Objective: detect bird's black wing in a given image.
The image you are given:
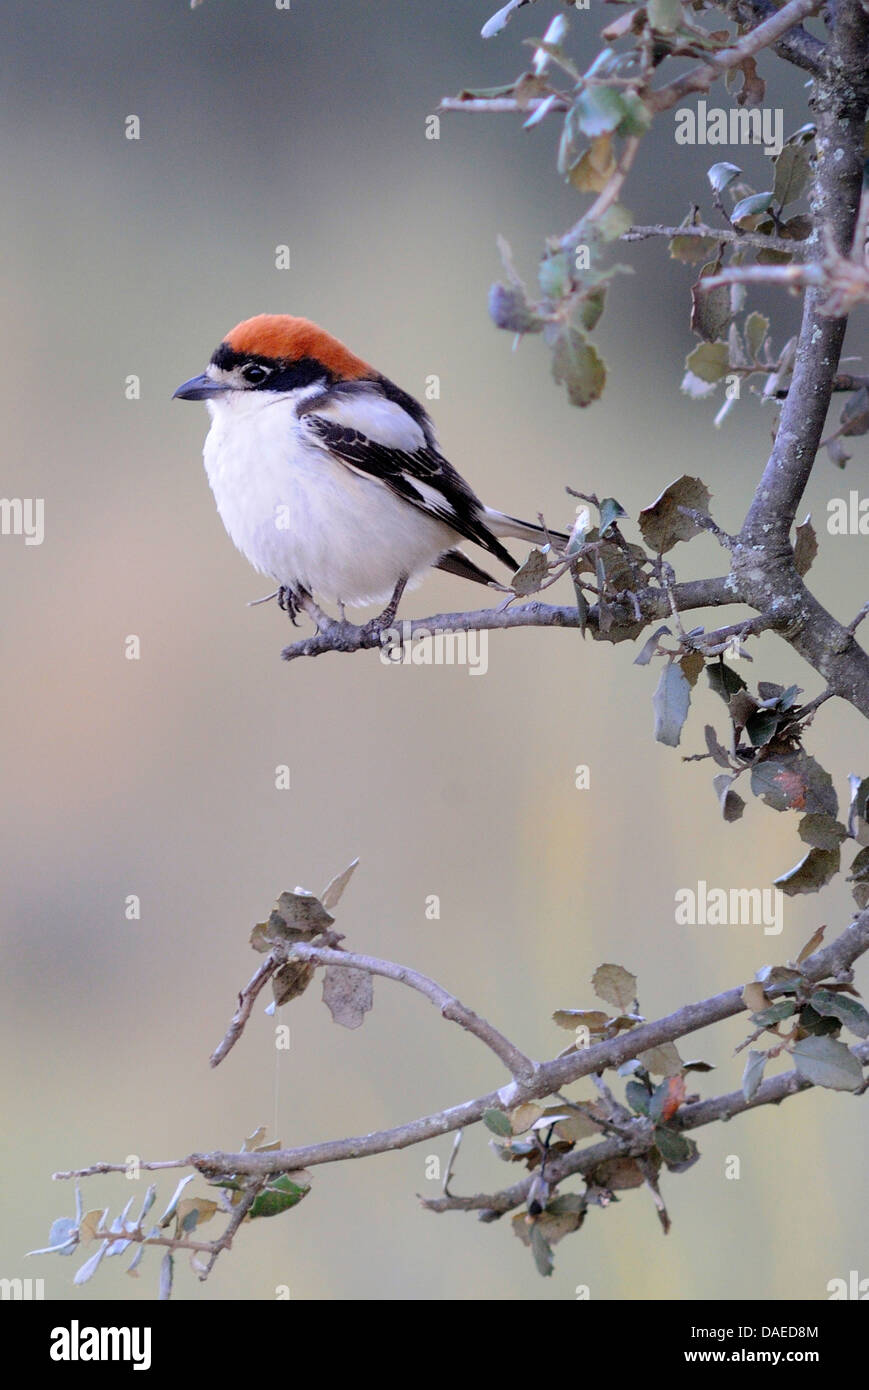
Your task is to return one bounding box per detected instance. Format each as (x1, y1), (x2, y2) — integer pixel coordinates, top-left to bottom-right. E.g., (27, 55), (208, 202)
(303, 413), (518, 572)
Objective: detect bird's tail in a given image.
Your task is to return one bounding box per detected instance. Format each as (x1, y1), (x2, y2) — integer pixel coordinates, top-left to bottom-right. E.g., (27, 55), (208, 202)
(483, 508), (569, 549)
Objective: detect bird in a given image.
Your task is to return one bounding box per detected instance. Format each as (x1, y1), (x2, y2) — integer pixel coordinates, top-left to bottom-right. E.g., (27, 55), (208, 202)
(174, 313), (566, 627)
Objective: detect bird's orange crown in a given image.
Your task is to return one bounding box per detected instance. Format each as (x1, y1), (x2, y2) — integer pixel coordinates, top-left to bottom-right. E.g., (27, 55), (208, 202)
(222, 314), (373, 380)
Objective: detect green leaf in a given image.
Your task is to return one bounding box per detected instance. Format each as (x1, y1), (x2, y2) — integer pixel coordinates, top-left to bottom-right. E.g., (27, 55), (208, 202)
(742, 1050), (767, 1101)
(670, 233), (719, 266)
(792, 1035), (863, 1091)
(483, 1108), (513, 1137)
(691, 266), (731, 343)
(743, 311), (769, 361)
(810, 989), (869, 1039)
(750, 752), (838, 817)
(595, 203), (634, 242)
(648, 0), (682, 31)
(249, 1173), (312, 1219)
(579, 286), (607, 331)
(685, 340), (730, 384)
(774, 846), (841, 896)
(798, 813), (848, 850)
(751, 999), (797, 1026)
(744, 708), (781, 747)
(530, 1222), (555, 1277)
(706, 662), (747, 700)
(599, 497), (627, 535)
(773, 144), (811, 208)
(573, 87), (629, 139)
(538, 249), (573, 300)
(849, 846), (869, 909)
(654, 1126), (696, 1168)
(550, 327), (606, 407)
(625, 1080), (651, 1115)
(616, 90), (652, 136)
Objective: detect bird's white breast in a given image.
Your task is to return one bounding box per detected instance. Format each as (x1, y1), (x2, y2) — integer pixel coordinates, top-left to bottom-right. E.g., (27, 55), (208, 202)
(201, 390), (457, 606)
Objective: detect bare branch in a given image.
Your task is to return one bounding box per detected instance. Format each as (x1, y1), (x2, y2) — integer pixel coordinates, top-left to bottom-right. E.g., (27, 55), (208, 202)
(439, 95), (568, 115)
(623, 223), (810, 256)
(696, 263), (824, 292)
(209, 952), (281, 1068)
(289, 942), (538, 1083)
(280, 578), (737, 662)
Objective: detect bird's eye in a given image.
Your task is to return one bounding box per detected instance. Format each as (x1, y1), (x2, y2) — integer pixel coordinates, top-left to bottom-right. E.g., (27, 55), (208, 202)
(241, 363), (270, 385)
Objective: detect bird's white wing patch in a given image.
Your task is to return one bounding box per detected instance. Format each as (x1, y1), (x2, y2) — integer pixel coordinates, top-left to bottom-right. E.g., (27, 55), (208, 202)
(310, 388), (427, 451)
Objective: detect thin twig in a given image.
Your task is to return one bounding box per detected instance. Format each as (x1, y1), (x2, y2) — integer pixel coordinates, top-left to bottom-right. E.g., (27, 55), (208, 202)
(209, 952), (281, 1068)
(424, 1042), (869, 1216)
(649, 0), (825, 114)
(289, 942), (538, 1082)
(623, 223), (808, 257)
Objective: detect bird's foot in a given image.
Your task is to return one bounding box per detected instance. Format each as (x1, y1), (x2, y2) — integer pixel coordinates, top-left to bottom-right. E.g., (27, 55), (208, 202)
(359, 574), (408, 643)
(277, 585), (305, 626)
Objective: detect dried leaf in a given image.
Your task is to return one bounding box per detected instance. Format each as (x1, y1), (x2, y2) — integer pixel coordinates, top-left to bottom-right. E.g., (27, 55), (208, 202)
(320, 858), (360, 912)
(742, 981), (768, 1013)
(592, 963), (637, 1012)
(704, 724), (732, 768)
(638, 1041), (683, 1077)
(795, 924), (825, 963)
(512, 546), (549, 595)
(272, 958), (316, 1007)
(793, 515), (817, 576)
(321, 964), (373, 1029)
(639, 475), (712, 552)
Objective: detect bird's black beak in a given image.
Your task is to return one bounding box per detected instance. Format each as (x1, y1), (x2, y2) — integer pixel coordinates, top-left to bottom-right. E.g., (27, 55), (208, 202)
(172, 372), (226, 401)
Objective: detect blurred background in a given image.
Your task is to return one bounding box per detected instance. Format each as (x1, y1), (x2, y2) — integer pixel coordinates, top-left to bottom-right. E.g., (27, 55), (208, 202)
(1, 0), (867, 1301)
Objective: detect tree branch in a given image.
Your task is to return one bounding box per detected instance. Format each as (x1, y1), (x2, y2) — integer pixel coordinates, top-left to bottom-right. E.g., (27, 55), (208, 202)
(288, 942), (538, 1083)
(726, 0), (826, 75)
(209, 952), (281, 1068)
(649, 0), (825, 114)
(137, 908), (867, 1182)
(424, 1041), (869, 1217)
(731, 0), (869, 713)
(280, 578), (736, 662)
(623, 223), (810, 256)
